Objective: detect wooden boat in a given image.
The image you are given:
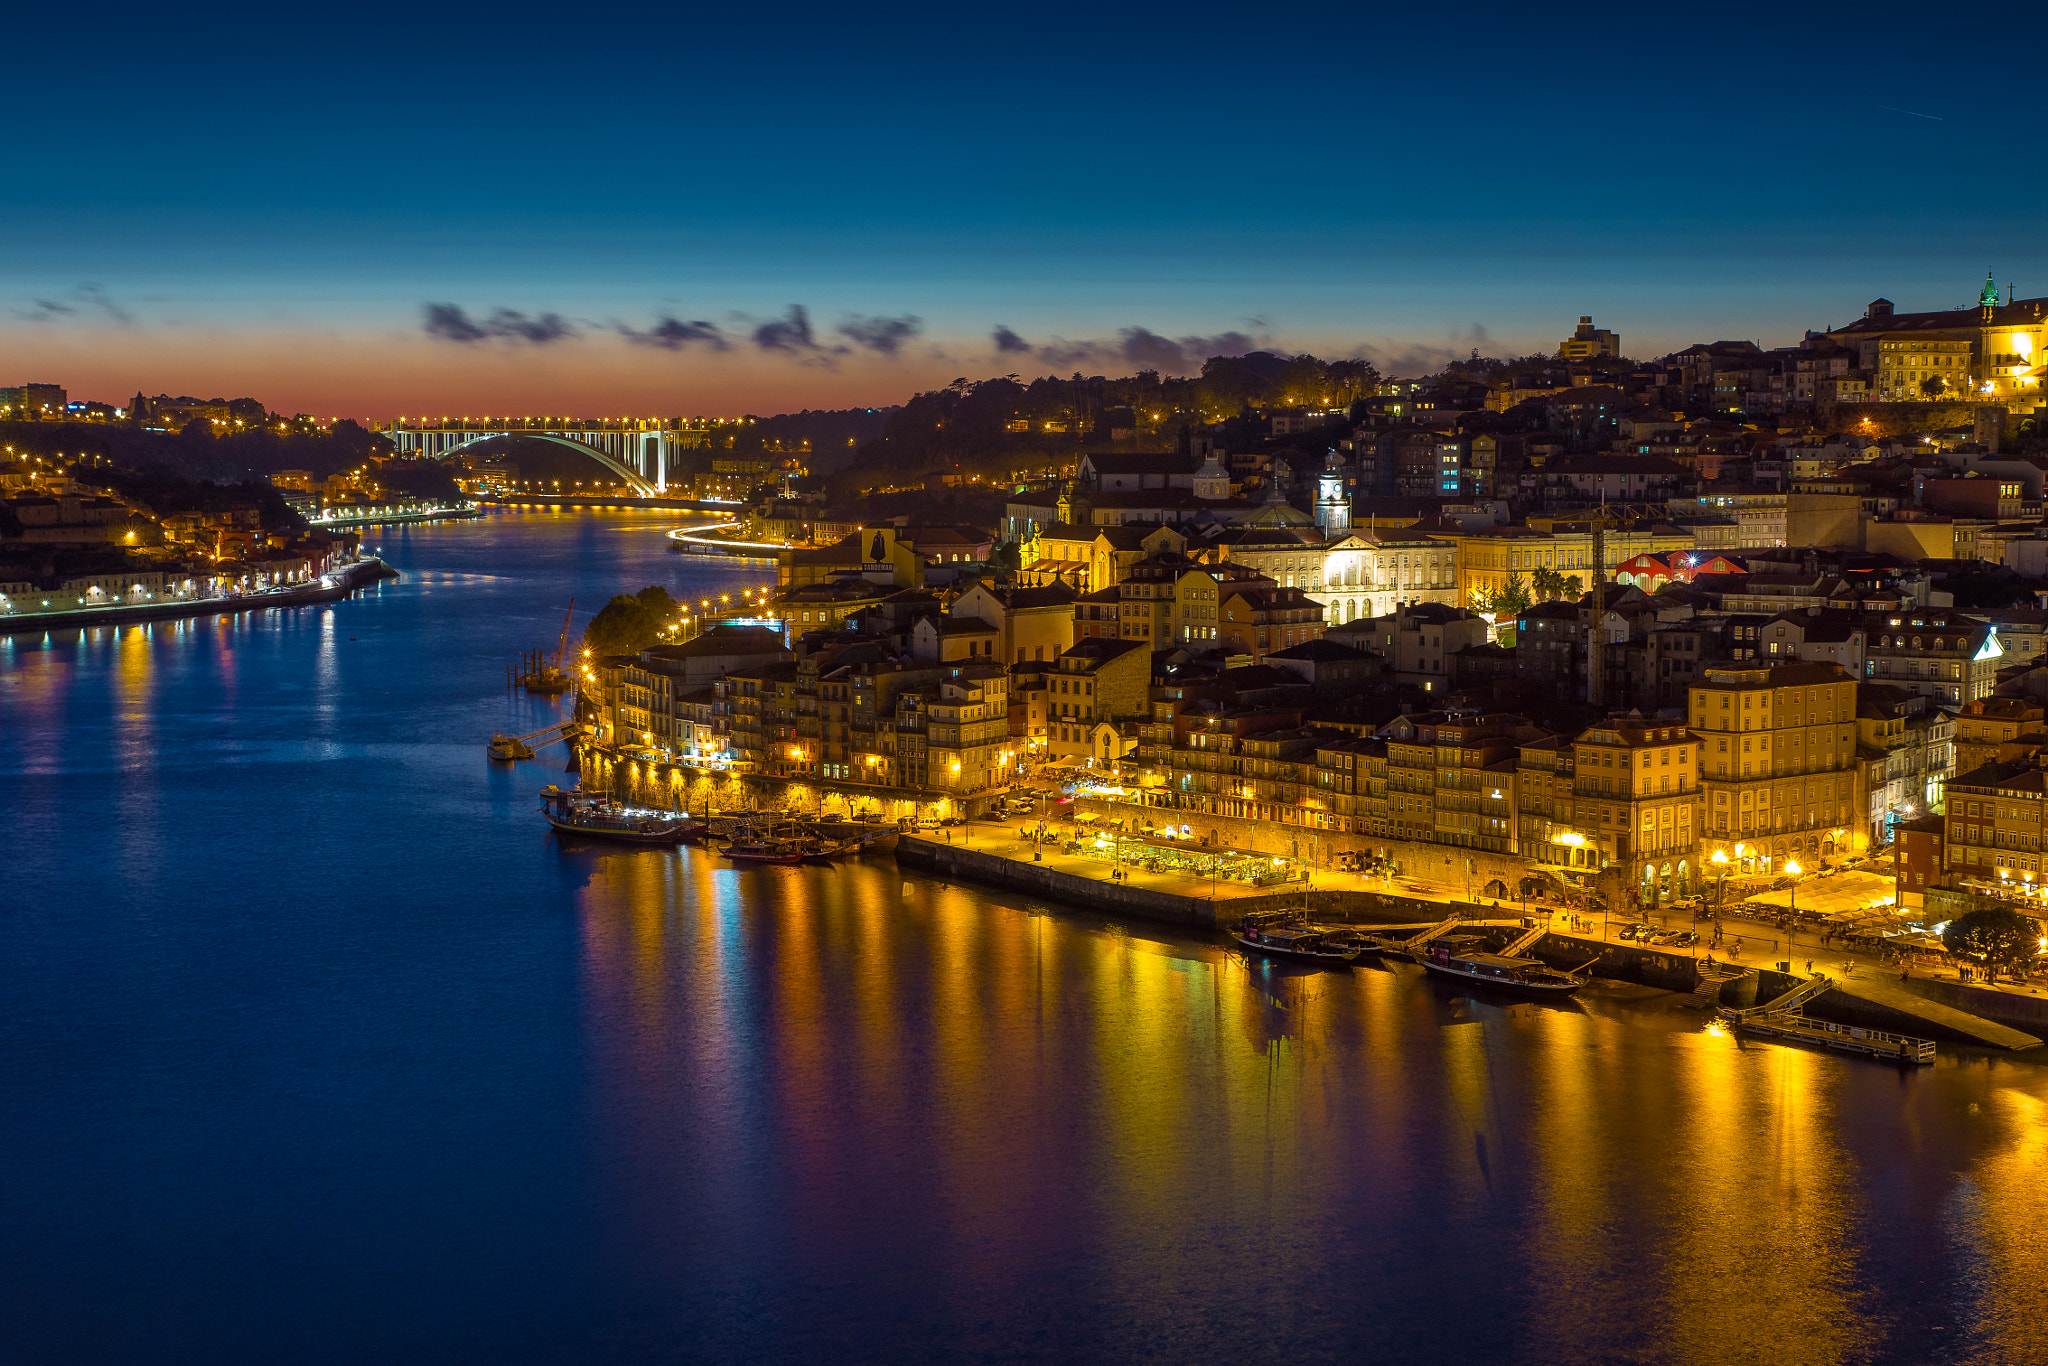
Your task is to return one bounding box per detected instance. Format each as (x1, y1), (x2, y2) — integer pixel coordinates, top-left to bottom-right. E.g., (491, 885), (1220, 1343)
(722, 840), (809, 865)
(539, 786), (690, 845)
(488, 732), (536, 761)
(1235, 923), (1362, 968)
(1419, 943), (1584, 996)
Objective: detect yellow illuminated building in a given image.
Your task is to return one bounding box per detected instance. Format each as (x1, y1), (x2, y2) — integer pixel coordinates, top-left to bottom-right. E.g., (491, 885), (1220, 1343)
(1876, 332), (1974, 401)
(1690, 662), (1863, 872)
(1568, 718), (1700, 899)
(1443, 522), (1694, 609)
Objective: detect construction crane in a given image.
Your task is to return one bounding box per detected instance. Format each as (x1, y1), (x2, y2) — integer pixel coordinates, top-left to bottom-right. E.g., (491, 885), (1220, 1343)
(517, 598), (576, 694)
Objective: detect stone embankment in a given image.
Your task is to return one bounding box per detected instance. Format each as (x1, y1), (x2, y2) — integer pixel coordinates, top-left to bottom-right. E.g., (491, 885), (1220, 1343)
(0, 558), (396, 636)
(895, 836), (2043, 1051)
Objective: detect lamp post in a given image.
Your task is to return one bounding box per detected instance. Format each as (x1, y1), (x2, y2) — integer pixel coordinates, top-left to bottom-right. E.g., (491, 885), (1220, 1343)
(1784, 858), (1802, 965)
(1711, 848), (1728, 921)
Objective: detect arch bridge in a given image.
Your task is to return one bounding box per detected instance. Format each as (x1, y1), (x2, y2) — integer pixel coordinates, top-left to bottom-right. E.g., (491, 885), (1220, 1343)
(383, 420), (720, 495)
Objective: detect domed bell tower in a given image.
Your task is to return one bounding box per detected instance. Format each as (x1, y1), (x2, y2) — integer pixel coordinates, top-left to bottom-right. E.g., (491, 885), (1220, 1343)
(1314, 449), (1351, 536)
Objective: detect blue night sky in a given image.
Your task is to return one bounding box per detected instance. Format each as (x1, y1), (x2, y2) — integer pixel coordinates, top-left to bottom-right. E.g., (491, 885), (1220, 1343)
(1, 2), (2037, 415)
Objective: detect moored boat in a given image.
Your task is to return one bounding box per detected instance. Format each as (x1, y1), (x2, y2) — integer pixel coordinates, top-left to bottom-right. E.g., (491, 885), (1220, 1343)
(489, 733), (536, 761)
(1234, 921), (1362, 968)
(1419, 943), (1585, 996)
(723, 840), (809, 865)
(540, 785), (691, 844)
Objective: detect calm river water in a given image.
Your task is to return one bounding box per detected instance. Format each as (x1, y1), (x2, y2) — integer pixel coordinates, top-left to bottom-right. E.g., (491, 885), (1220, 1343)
(5, 510), (2047, 1366)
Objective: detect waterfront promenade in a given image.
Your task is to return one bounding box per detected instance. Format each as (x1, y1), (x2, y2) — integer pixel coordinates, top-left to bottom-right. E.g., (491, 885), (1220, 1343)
(917, 815), (2048, 1046)
(0, 557), (395, 635)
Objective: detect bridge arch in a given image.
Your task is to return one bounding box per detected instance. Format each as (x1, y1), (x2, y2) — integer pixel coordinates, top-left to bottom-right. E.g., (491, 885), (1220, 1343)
(436, 433), (659, 495)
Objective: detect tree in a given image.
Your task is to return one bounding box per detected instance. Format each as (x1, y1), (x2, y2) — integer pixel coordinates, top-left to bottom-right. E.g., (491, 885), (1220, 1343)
(1468, 584), (1498, 616)
(1562, 574), (1584, 599)
(1921, 375), (1947, 400)
(1941, 907), (2041, 977)
(989, 539), (1023, 577)
(634, 585), (679, 620)
(1496, 572), (1533, 618)
(1531, 566), (1565, 601)
(583, 590), (671, 658)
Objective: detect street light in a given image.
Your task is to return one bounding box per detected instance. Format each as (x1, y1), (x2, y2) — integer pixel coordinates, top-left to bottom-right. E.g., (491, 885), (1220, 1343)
(1711, 847), (1728, 919)
(1784, 858), (1802, 964)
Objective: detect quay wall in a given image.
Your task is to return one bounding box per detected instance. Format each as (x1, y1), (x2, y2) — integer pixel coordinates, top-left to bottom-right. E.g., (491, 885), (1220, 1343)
(0, 558), (395, 636)
(898, 838), (2039, 1046)
(1897, 976), (2048, 1032)
(896, 836), (1528, 930)
(896, 838), (1226, 928)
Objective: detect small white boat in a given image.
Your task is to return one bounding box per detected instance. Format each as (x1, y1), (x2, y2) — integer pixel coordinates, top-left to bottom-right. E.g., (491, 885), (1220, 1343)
(488, 733), (536, 761)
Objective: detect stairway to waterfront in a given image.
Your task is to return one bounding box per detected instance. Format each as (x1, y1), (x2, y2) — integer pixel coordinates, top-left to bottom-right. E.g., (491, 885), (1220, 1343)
(1694, 960), (1752, 1000)
(1741, 972), (1836, 1017)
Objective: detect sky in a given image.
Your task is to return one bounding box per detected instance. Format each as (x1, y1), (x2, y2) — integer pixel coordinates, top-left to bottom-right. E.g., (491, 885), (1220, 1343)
(3, 2), (2042, 418)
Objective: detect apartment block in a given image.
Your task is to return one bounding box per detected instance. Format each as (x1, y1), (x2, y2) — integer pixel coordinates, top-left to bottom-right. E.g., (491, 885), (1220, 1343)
(1690, 662), (1864, 872)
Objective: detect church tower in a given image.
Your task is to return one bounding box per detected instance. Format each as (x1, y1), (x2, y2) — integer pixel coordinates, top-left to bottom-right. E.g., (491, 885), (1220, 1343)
(1191, 448), (1230, 501)
(1314, 449), (1351, 537)
(1981, 270), (2001, 322)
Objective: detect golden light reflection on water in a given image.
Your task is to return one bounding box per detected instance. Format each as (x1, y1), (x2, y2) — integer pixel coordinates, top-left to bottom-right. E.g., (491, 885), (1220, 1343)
(1946, 1084), (2048, 1361)
(569, 856), (2048, 1361)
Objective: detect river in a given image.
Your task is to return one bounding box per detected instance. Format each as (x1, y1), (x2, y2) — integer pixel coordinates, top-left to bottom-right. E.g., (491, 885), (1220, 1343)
(4, 509), (2045, 1366)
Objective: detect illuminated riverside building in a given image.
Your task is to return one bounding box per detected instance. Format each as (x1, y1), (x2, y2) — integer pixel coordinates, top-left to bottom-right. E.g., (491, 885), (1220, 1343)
(1941, 758), (2048, 887)
(1135, 702), (1705, 893)
(1566, 717), (1701, 900)
(595, 624), (794, 759)
(594, 622), (1015, 794)
(1689, 661), (1864, 872)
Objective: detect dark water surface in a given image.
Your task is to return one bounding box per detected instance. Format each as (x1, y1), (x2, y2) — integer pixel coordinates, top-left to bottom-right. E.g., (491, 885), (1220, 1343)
(5, 511), (2047, 1366)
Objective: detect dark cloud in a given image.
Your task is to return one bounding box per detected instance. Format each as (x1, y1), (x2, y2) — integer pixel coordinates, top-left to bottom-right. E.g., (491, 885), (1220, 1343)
(1181, 330), (1259, 359)
(753, 304), (820, 352)
(421, 302), (576, 345)
(423, 303), (488, 342)
(1360, 325), (1494, 376)
(618, 316), (729, 350)
(838, 314), (922, 355)
(1034, 336), (1117, 369)
(15, 283), (133, 325)
(78, 283), (134, 326)
(1117, 327), (1189, 372)
(1034, 325), (1265, 375)
(991, 324), (1031, 353)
